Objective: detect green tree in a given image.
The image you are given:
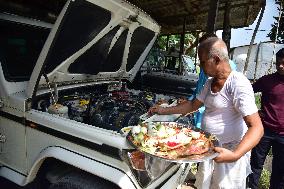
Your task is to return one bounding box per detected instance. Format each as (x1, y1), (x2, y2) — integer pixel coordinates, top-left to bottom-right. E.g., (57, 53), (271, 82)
(157, 33), (197, 56)
(267, 0), (284, 43)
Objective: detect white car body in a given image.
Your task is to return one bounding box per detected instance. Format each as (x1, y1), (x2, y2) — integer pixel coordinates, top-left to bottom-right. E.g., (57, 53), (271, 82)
(0, 0), (187, 188)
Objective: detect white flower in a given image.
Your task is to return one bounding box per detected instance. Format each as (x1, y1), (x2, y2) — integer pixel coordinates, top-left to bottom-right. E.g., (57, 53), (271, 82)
(131, 125), (141, 135)
(140, 127), (147, 134)
(191, 131), (201, 139)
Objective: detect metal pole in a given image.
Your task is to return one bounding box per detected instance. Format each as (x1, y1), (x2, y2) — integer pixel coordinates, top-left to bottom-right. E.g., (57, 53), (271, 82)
(243, 0), (266, 75)
(253, 42), (262, 81)
(166, 35), (170, 51)
(194, 31), (200, 72)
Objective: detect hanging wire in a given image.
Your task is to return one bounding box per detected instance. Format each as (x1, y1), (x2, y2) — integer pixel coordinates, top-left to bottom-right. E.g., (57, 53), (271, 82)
(267, 0), (283, 74)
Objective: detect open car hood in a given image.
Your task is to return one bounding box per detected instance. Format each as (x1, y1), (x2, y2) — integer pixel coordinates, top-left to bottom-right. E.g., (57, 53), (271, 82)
(27, 0), (160, 98)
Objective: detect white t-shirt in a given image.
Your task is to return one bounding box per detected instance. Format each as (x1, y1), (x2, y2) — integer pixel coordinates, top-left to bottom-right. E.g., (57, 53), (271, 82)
(197, 71), (258, 144)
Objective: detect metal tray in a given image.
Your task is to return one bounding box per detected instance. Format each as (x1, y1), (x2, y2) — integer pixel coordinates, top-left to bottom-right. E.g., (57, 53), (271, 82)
(126, 121), (220, 163)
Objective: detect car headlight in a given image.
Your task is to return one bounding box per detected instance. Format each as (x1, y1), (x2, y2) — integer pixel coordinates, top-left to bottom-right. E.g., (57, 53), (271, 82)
(121, 149), (175, 188)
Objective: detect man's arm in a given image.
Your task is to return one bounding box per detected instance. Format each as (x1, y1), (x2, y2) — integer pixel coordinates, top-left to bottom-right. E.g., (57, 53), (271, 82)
(252, 76), (264, 93)
(148, 98), (203, 115)
(214, 112), (263, 163)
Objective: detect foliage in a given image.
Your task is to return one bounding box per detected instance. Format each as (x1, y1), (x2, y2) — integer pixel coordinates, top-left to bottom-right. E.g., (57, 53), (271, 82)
(254, 92), (272, 189)
(190, 163), (198, 175)
(157, 33), (197, 57)
(143, 44), (165, 69)
(144, 33), (198, 72)
(255, 93), (262, 109)
(267, 0), (284, 43)
(268, 148), (272, 156)
(258, 168), (271, 189)
(157, 35), (180, 51)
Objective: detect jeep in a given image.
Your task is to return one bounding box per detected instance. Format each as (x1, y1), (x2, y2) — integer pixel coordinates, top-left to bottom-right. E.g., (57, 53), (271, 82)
(0, 0), (189, 188)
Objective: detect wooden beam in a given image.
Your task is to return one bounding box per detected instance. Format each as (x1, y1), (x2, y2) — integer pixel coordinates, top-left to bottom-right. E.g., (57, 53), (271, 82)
(179, 16), (186, 74)
(166, 35), (170, 51)
(222, 0), (231, 49)
(153, 1), (257, 24)
(206, 0), (219, 33)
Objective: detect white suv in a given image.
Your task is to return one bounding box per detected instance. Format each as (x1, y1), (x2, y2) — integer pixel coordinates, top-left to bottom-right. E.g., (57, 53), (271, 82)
(0, 0), (187, 188)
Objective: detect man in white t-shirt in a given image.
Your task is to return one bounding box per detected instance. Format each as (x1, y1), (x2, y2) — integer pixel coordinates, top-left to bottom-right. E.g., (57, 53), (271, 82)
(149, 37), (263, 188)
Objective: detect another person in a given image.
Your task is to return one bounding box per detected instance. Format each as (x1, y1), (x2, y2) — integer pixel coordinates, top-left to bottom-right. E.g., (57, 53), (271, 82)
(149, 37), (263, 188)
(248, 48), (284, 189)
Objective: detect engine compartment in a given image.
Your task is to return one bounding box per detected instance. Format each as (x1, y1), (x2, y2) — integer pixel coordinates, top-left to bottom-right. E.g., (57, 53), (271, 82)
(33, 82), (179, 131)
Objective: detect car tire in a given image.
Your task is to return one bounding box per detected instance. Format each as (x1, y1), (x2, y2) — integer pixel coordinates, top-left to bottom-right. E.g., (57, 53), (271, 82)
(48, 171), (120, 189)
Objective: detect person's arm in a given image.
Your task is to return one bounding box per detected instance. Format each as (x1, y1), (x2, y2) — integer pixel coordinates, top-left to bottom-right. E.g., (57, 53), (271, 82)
(148, 98), (203, 115)
(252, 76), (265, 93)
(214, 112), (263, 163)
(151, 73), (209, 115)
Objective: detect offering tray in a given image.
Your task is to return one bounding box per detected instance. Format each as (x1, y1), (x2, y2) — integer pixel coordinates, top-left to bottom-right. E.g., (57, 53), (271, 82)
(127, 121), (220, 163)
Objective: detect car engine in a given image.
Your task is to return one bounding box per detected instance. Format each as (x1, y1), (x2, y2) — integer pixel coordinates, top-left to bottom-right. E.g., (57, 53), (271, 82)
(34, 82), (179, 131)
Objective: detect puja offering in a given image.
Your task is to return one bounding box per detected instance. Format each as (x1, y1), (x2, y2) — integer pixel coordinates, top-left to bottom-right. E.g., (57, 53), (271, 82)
(127, 122), (220, 163)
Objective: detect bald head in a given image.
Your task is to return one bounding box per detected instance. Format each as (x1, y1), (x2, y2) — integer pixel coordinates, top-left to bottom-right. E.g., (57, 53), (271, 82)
(197, 37), (231, 77)
(198, 37), (229, 62)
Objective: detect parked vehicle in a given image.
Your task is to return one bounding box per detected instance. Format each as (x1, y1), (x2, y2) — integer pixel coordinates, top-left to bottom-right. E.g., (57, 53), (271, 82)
(231, 41), (284, 80)
(137, 46), (198, 96)
(0, 0), (188, 188)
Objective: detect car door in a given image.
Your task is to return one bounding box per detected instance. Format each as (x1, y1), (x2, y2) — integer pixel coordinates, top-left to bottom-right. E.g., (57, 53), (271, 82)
(0, 13), (50, 173)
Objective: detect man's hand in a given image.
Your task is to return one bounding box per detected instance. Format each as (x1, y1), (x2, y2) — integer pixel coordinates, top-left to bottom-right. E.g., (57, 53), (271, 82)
(148, 99), (203, 116)
(213, 147), (240, 163)
(148, 105), (164, 115)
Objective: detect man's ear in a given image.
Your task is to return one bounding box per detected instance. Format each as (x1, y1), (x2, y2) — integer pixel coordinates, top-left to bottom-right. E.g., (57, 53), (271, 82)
(214, 56), (221, 64)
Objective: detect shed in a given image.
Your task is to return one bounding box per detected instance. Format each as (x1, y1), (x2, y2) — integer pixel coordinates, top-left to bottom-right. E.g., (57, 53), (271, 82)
(0, 0), (263, 35)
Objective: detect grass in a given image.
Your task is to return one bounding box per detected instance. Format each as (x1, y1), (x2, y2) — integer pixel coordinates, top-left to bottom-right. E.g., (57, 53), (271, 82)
(254, 92), (273, 189)
(259, 168), (271, 189)
(190, 163), (198, 175)
(255, 93), (261, 109)
(254, 92), (272, 189)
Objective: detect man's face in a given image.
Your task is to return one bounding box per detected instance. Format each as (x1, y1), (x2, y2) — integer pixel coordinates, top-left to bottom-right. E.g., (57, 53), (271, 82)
(276, 57), (284, 75)
(198, 50), (216, 77)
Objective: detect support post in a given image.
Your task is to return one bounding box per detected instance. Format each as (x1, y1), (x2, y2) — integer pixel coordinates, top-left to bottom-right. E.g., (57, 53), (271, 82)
(222, 1), (231, 50)
(166, 35), (170, 51)
(243, 0), (266, 75)
(179, 17), (186, 74)
(206, 0), (219, 33)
